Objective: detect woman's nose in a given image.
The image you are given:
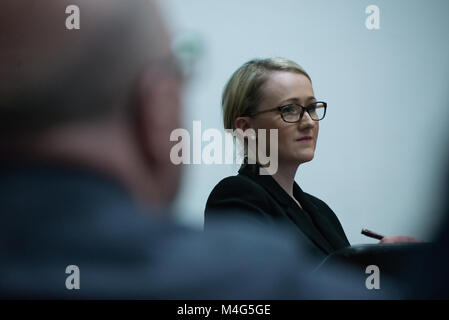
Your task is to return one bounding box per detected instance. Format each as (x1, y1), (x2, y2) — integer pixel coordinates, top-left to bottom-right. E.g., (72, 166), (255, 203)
(298, 111), (315, 128)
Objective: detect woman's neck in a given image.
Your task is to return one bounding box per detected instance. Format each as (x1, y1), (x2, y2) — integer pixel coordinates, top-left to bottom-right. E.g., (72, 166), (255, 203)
(270, 161), (299, 200)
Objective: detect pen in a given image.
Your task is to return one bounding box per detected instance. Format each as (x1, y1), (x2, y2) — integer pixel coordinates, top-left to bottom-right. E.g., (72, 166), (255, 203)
(361, 228), (384, 240)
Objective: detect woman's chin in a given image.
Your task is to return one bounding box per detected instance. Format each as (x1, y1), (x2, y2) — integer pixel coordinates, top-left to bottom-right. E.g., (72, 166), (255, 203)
(295, 151), (315, 164)
(279, 152), (315, 165)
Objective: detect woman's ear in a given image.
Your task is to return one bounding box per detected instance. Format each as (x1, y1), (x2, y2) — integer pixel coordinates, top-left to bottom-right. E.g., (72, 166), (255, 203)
(234, 116), (257, 163)
(234, 116), (252, 132)
(234, 116), (257, 141)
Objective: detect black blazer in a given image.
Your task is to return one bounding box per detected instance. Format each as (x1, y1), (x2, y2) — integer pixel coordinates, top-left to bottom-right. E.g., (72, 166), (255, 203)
(205, 163), (350, 257)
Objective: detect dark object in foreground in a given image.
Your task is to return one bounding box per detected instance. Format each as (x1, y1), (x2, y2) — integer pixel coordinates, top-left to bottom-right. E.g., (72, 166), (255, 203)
(315, 243), (433, 277)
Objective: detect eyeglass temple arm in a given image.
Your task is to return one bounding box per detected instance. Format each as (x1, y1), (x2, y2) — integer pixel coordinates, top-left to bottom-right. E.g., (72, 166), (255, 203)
(249, 106), (283, 117)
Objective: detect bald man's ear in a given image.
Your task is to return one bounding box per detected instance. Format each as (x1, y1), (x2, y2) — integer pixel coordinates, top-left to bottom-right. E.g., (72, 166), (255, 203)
(133, 67), (183, 203)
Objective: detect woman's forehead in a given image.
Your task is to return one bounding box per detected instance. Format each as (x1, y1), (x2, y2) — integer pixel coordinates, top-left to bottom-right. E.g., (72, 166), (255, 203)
(261, 71), (314, 104)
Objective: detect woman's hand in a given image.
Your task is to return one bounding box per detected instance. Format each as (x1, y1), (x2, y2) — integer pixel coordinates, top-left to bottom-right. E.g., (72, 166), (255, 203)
(379, 236), (421, 244)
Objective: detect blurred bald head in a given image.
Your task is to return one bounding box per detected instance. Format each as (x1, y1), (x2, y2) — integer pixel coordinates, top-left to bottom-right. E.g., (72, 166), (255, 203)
(0, 0), (172, 137)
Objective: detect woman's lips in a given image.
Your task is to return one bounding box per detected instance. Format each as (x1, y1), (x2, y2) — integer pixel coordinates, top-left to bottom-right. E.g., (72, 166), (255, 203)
(297, 136), (312, 142)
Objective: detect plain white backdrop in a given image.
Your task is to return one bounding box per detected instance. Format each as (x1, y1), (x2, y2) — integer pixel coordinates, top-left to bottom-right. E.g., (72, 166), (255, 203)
(159, 0), (449, 244)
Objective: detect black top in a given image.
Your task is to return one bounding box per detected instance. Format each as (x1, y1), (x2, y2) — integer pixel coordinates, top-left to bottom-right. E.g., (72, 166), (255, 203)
(205, 163), (350, 257)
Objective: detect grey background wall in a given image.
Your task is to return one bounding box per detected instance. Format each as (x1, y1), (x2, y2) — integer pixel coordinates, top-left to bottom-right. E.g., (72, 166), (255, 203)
(159, 0), (449, 244)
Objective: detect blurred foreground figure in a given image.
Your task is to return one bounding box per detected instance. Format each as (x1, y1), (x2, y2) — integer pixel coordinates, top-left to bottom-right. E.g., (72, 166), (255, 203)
(0, 0), (389, 299)
(404, 167), (449, 299)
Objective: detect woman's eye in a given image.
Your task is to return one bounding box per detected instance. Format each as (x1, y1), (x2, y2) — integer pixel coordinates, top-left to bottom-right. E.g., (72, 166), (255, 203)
(283, 106), (295, 114)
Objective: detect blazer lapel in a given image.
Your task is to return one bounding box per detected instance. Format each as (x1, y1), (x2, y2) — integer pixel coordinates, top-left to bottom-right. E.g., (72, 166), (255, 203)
(283, 205), (335, 254)
(295, 184), (349, 250)
(239, 163), (335, 254)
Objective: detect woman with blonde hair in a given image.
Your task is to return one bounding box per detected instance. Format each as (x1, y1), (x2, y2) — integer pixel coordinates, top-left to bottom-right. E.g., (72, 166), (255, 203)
(204, 57), (417, 257)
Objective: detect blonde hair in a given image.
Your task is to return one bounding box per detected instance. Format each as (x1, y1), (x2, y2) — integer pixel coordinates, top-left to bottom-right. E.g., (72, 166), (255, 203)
(222, 57), (311, 130)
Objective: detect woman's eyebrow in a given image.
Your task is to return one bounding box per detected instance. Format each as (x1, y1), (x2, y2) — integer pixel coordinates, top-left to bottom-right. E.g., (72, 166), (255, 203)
(306, 96), (317, 103)
(279, 96), (316, 105)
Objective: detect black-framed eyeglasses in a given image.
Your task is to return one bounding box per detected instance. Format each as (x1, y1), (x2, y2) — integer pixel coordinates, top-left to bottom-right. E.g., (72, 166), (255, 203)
(248, 101), (327, 123)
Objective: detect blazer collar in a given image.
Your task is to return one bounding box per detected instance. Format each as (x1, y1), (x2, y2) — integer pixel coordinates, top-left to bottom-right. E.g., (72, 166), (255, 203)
(238, 163), (338, 254)
(238, 162), (294, 207)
